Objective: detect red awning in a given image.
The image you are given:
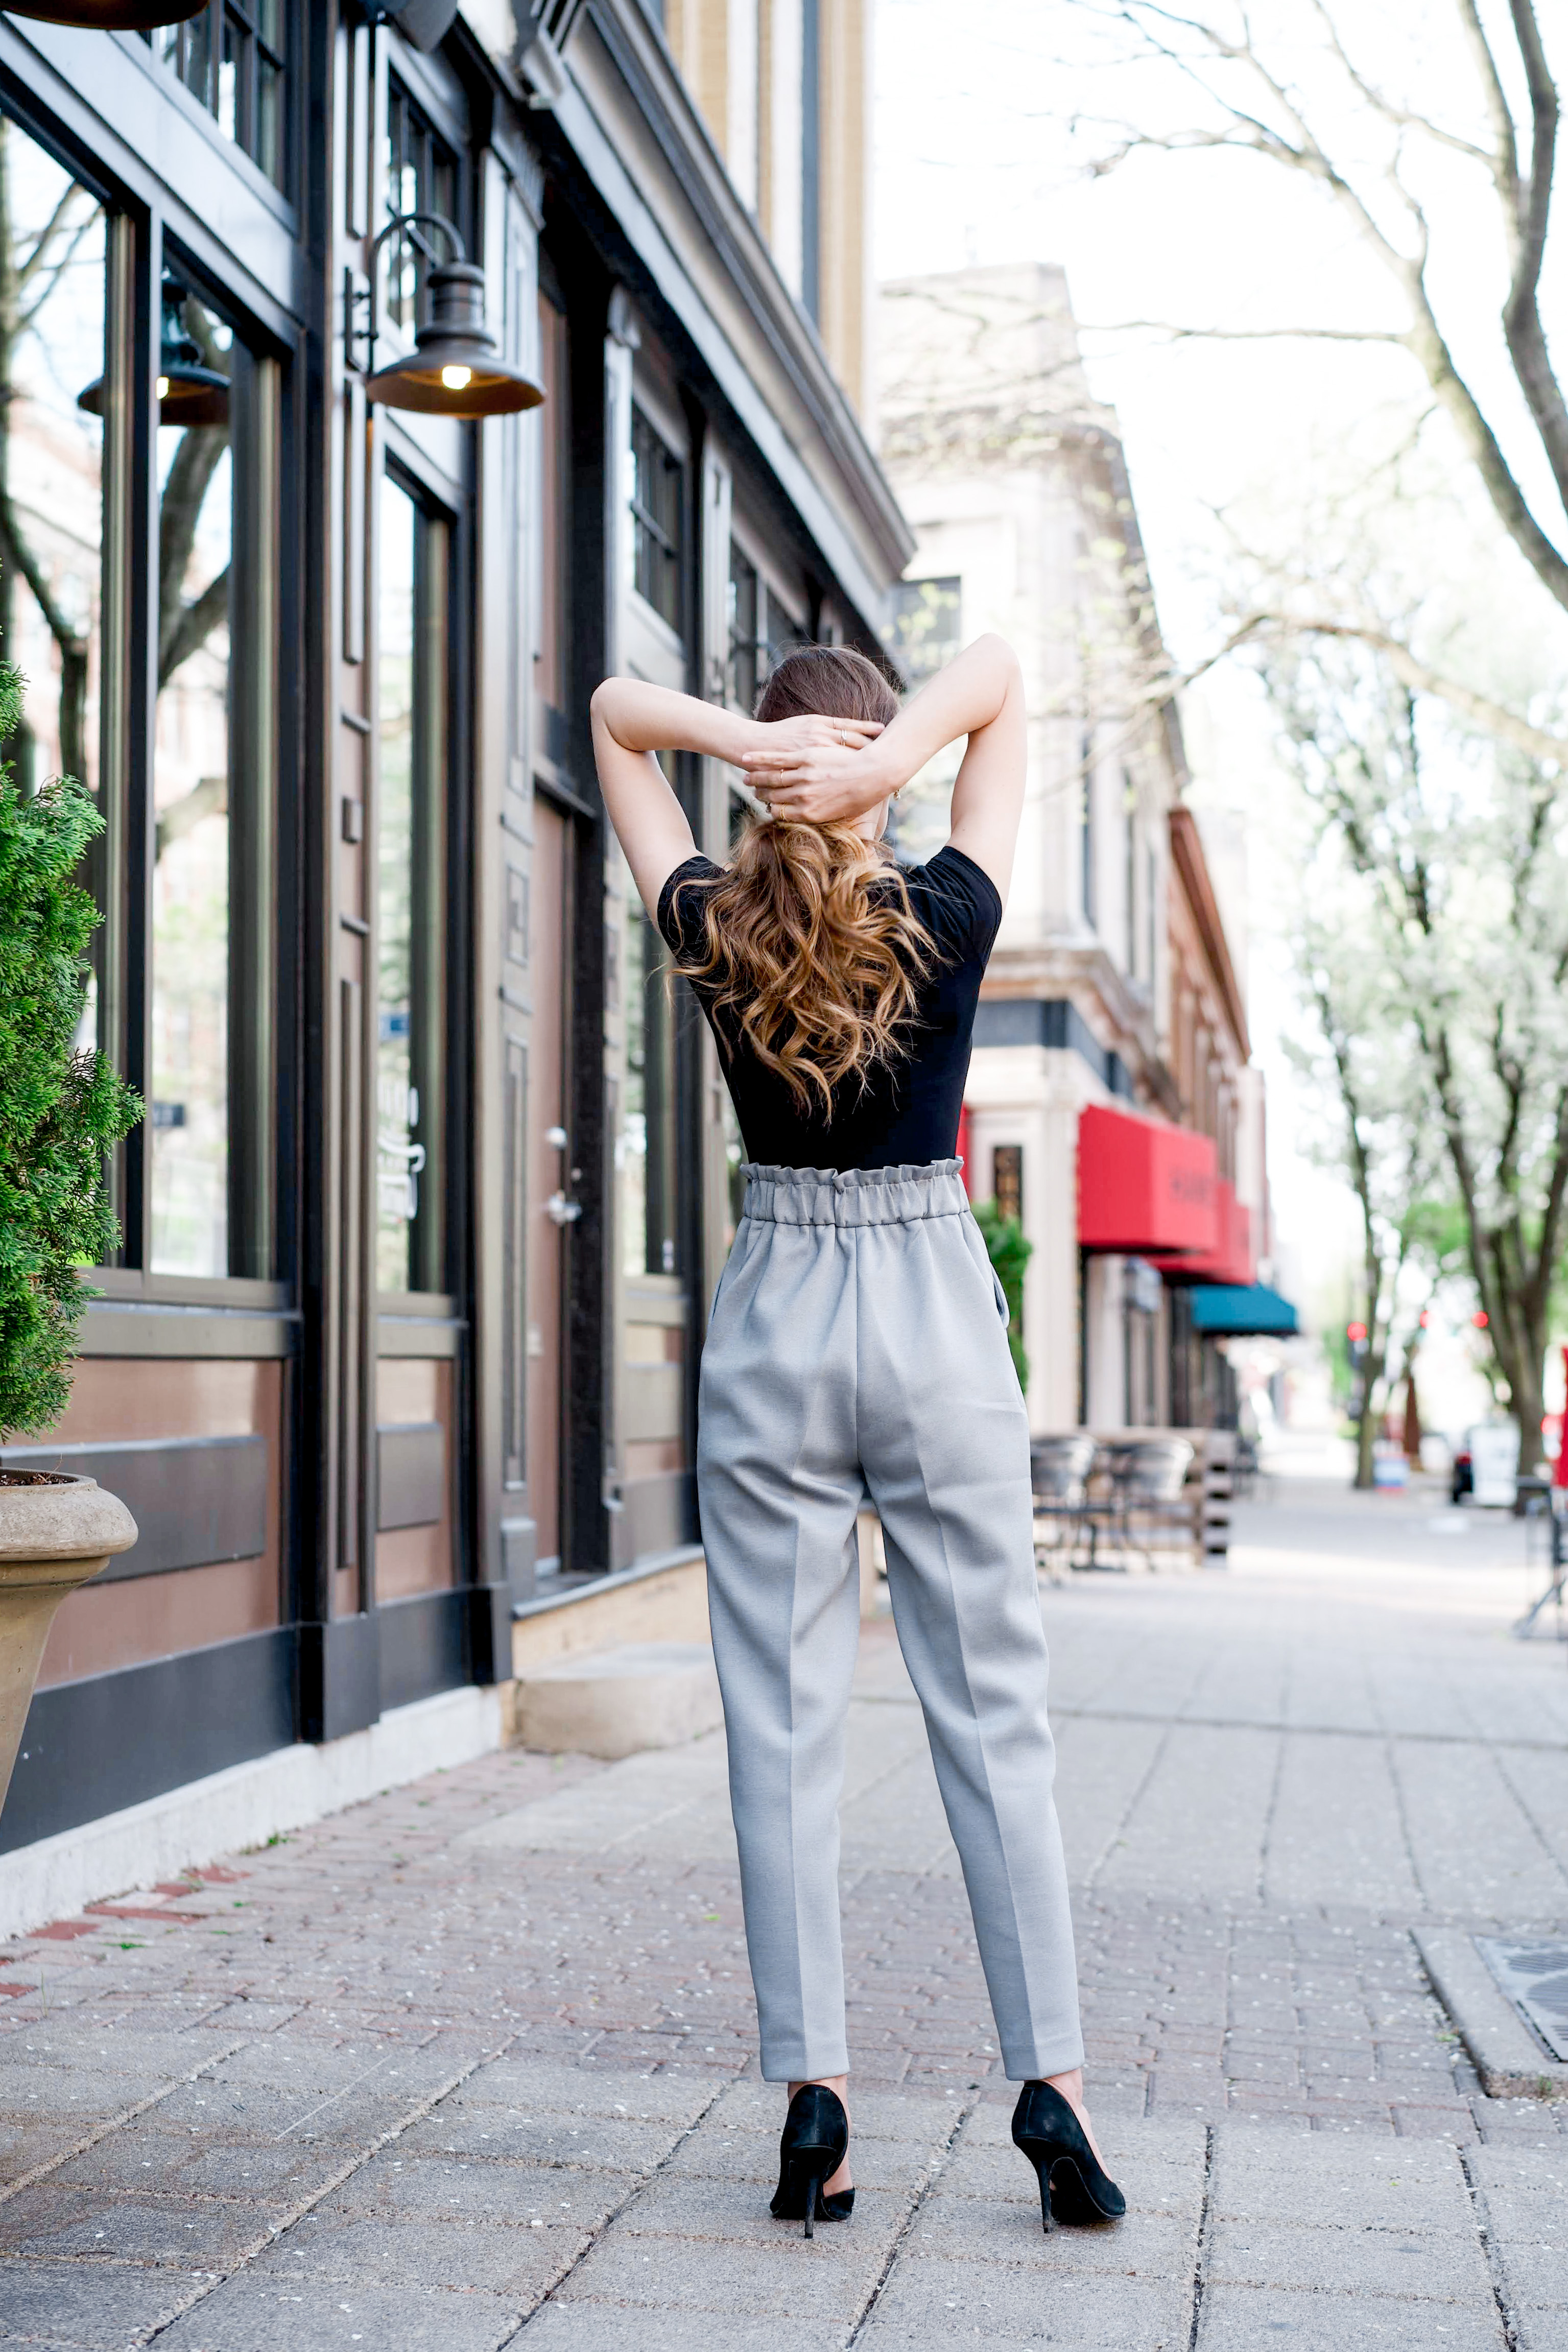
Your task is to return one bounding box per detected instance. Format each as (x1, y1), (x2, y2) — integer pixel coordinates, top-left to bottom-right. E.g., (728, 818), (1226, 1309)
(1077, 1105), (1218, 1254)
(1151, 1178), (1255, 1286)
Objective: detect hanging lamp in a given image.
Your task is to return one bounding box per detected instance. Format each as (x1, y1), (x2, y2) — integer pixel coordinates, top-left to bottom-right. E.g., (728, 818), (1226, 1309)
(362, 212), (544, 420)
(4, 2), (205, 27)
(79, 277), (229, 427)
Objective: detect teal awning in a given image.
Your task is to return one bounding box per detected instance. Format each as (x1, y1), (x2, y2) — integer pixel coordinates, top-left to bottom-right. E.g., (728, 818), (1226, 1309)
(1189, 1283), (1299, 1337)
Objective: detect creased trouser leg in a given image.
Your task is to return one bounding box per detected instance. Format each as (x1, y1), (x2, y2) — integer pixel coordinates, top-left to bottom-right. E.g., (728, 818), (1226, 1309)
(697, 1216), (864, 2081)
(697, 1160), (1083, 2085)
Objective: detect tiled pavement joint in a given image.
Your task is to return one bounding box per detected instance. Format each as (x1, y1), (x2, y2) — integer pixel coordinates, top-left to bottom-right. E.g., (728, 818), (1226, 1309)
(0, 2036), (253, 2210)
(508, 2072), (733, 2337)
(1184, 2122), (1215, 2352)
(1459, 2142), (1521, 2352)
(136, 2036), (519, 2348)
(844, 2085), (978, 2343)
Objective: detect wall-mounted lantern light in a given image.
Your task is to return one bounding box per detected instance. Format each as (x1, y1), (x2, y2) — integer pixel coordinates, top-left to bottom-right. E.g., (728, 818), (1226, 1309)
(79, 277), (229, 427)
(4, 1), (205, 27)
(360, 212), (544, 420)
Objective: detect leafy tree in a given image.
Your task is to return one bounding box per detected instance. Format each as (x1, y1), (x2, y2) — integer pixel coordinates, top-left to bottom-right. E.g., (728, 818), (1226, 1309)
(973, 1196), (1033, 1391)
(0, 659), (140, 1444)
(1266, 632), (1568, 1458)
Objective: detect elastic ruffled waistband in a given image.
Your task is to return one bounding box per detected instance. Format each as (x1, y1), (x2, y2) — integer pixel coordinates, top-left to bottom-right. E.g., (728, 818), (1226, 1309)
(740, 1159), (969, 1227)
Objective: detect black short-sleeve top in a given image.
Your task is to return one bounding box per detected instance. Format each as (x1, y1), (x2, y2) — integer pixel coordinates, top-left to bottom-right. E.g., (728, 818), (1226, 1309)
(655, 842), (1003, 1172)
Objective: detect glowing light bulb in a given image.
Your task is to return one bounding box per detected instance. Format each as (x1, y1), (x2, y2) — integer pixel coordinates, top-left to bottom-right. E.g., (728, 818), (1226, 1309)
(440, 365), (472, 392)
(156, 375), (170, 400)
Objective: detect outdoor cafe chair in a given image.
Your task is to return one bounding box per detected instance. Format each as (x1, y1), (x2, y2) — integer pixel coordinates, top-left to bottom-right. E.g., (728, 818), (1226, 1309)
(1031, 1435), (1098, 1577)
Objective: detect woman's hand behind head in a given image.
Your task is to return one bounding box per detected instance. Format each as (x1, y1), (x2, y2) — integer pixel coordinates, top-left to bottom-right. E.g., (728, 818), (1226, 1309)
(740, 717), (891, 828)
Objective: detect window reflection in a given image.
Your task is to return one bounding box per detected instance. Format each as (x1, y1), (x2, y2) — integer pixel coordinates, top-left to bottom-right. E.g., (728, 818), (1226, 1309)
(0, 121), (105, 810)
(377, 473), (447, 1295)
(151, 294), (234, 1277)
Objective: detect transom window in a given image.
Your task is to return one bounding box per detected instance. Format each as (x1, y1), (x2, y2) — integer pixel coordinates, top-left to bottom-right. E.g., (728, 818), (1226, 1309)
(630, 408), (683, 630)
(151, 4), (288, 190)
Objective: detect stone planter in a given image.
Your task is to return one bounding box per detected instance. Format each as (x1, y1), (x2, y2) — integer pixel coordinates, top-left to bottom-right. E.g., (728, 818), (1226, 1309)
(0, 1472), (137, 1816)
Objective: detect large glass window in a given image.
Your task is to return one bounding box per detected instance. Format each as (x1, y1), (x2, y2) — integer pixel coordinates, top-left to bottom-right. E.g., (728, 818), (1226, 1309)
(630, 408), (683, 630)
(0, 122), (106, 806)
(152, 4), (288, 190)
(150, 283), (276, 1281)
(377, 473), (449, 1296)
(383, 80), (458, 338)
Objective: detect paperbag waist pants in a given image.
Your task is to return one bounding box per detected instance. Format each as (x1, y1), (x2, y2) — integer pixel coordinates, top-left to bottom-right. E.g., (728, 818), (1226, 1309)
(696, 1158), (1083, 2083)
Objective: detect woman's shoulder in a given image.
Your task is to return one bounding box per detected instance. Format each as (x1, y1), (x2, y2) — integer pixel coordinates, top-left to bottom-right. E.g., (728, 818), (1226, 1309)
(656, 853), (724, 956)
(900, 842), (1003, 957)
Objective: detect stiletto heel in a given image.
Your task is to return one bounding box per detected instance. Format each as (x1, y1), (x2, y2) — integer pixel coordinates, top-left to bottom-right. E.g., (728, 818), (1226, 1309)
(1011, 2081), (1126, 2230)
(770, 2084), (854, 2238)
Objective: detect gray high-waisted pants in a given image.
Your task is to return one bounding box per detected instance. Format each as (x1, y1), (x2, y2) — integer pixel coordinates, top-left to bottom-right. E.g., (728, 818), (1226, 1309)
(696, 1158), (1083, 2084)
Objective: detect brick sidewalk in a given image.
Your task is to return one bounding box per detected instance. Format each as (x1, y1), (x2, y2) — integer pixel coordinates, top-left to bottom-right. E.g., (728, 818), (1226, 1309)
(3, 1483), (1567, 2345)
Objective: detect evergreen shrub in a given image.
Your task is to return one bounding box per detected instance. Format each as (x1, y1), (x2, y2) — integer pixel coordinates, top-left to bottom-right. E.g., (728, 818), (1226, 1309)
(0, 661), (141, 1444)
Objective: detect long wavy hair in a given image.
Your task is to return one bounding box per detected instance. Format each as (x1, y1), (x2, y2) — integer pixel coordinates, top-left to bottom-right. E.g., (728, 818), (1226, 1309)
(669, 645), (936, 1115)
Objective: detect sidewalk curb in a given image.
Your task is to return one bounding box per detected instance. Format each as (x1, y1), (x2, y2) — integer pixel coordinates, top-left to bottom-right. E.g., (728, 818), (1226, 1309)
(1415, 1927), (1568, 2100)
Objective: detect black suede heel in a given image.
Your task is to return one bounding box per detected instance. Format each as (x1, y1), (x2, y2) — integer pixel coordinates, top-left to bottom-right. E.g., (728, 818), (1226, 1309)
(770, 2084), (852, 2238)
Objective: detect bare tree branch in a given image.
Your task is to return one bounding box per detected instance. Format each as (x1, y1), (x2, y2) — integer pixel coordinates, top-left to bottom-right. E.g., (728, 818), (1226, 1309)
(1065, 0), (1568, 614)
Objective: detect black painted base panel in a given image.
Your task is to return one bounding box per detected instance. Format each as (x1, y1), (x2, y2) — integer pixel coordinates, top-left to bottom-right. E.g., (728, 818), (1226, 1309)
(0, 1629), (297, 1856)
(378, 1588), (468, 1716)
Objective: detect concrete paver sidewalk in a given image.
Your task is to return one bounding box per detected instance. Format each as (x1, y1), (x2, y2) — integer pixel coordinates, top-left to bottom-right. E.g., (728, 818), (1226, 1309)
(2, 1474), (1567, 2346)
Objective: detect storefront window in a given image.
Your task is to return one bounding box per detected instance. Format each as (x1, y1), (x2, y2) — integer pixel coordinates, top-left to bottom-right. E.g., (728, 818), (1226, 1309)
(153, 4), (288, 191)
(377, 473), (448, 1295)
(0, 122), (106, 806)
(150, 285), (277, 1279)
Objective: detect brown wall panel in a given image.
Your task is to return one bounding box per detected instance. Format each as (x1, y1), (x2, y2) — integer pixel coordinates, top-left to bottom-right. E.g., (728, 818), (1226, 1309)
(51, 1359), (274, 1444)
(378, 1358), (440, 1423)
(36, 1556), (283, 1688)
(375, 1524), (454, 1600)
(374, 1360), (454, 1600)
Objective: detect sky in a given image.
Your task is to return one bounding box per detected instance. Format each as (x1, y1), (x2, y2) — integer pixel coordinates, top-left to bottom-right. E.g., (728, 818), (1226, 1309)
(872, 0), (1568, 1403)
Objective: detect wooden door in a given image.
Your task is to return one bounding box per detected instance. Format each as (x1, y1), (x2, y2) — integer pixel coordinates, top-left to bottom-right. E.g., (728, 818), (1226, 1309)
(526, 799), (573, 1571)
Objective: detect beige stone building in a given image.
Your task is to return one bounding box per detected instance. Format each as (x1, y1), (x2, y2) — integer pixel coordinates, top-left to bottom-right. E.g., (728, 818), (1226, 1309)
(661, 0), (872, 412)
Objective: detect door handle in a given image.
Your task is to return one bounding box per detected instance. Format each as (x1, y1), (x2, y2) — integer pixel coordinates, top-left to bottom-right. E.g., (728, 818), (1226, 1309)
(545, 1191), (583, 1226)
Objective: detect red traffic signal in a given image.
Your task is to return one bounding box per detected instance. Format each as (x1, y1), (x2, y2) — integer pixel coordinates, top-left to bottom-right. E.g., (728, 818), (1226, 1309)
(1347, 1321), (1367, 1343)
(1472, 1311), (1489, 1328)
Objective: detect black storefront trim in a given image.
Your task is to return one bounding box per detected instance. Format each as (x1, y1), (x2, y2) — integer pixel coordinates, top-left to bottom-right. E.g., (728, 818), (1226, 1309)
(972, 999), (1132, 1099)
(0, 1629), (296, 1855)
(378, 1588), (468, 1716)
